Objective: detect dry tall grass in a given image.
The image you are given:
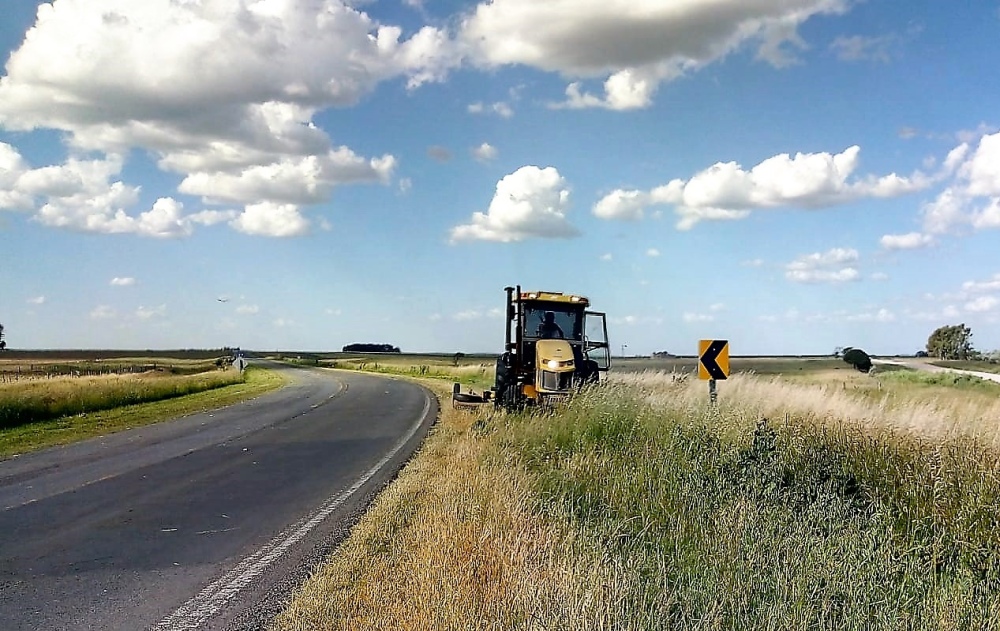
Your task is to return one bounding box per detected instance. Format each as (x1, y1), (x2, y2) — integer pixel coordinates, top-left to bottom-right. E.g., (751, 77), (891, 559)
(272, 381), (612, 631)
(618, 370), (1000, 447)
(274, 368), (1000, 630)
(0, 368), (243, 429)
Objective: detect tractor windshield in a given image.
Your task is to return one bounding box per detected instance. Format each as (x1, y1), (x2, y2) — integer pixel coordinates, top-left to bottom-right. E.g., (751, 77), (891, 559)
(523, 304), (583, 341)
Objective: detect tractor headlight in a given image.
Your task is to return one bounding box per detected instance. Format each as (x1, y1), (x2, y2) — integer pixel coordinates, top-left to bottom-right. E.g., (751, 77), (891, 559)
(545, 359), (575, 369)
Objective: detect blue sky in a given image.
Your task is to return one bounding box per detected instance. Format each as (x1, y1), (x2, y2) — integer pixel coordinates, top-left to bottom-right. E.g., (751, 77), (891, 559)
(2, 0), (999, 356)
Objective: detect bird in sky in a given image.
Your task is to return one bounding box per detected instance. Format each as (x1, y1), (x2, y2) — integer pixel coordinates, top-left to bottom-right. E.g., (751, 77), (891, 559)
(217, 297), (229, 303)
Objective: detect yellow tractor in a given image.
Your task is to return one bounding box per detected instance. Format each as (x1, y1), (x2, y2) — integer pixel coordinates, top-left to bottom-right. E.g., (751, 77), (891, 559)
(453, 285), (611, 410)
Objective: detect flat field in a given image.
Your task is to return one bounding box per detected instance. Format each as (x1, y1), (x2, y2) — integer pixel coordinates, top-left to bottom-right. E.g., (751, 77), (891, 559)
(0, 351), (285, 458)
(613, 355), (851, 376)
(275, 355), (1000, 631)
(929, 359), (1000, 374)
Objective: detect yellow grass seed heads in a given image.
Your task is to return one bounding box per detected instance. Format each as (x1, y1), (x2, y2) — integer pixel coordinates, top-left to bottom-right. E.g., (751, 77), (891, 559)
(0, 369), (244, 429)
(273, 382), (614, 631)
(276, 367), (1000, 630)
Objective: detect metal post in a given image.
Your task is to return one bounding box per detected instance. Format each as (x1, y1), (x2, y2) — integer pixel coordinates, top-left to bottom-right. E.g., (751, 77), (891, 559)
(709, 379), (717, 405)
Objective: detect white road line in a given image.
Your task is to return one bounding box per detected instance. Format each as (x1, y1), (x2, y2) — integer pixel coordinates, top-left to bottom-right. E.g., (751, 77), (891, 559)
(153, 391), (432, 631)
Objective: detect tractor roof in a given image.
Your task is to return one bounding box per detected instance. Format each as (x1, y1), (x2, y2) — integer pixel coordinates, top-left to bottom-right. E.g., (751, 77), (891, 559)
(518, 290), (590, 307)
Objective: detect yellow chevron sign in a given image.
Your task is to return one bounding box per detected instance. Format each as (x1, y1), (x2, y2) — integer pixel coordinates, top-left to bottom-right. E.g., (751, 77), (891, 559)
(698, 339), (730, 380)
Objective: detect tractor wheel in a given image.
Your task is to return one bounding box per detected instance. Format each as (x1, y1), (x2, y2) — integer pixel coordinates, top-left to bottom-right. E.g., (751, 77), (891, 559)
(453, 392), (486, 404)
(495, 382), (521, 411)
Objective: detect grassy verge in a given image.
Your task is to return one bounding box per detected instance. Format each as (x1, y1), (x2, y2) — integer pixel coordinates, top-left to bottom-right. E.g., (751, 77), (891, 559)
(0, 366), (285, 458)
(929, 360), (1000, 374)
(275, 366), (1000, 630)
(272, 379), (609, 630)
(880, 368), (998, 389)
(320, 358), (494, 387)
(492, 376), (1000, 628)
(1, 368), (246, 429)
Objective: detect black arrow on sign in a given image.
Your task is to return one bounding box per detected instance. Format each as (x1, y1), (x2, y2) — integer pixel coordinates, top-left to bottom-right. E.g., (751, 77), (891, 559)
(700, 340), (728, 380)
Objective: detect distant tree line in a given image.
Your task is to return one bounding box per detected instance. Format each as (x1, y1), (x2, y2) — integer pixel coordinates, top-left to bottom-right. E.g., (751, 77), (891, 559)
(342, 343), (401, 353)
(837, 323), (994, 370)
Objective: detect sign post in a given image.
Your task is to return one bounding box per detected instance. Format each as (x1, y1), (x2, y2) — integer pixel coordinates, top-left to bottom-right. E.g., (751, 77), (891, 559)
(698, 339), (729, 405)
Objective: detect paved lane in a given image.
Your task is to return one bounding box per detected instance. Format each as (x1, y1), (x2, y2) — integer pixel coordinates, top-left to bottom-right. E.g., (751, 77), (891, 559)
(0, 363), (436, 631)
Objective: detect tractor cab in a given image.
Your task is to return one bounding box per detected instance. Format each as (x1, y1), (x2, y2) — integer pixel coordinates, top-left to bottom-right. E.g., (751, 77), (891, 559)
(493, 286), (610, 409)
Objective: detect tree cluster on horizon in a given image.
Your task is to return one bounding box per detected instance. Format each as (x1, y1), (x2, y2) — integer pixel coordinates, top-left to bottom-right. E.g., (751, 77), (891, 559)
(342, 343), (401, 353)
(926, 324), (975, 360)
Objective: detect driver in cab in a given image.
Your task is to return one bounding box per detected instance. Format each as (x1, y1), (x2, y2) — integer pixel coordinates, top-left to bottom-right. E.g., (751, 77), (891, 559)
(536, 311), (565, 339)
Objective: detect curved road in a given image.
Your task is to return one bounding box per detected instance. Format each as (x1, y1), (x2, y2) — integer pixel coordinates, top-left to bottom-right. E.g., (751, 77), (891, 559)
(0, 363), (437, 631)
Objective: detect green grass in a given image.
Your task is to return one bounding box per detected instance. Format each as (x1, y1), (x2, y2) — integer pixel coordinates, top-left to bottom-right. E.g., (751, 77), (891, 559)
(615, 356), (851, 376)
(483, 381), (1000, 629)
(0, 366), (286, 458)
(319, 358), (495, 389)
(0, 368), (246, 429)
(880, 369), (998, 389)
(929, 360), (1000, 374)
(273, 358), (1000, 629)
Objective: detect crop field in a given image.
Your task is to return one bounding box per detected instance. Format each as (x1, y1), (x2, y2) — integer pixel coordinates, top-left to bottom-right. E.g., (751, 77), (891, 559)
(0, 356), (229, 383)
(0, 351), (284, 458)
(613, 355), (852, 376)
(275, 357), (1000, 630)
(269, 352), (497, 387)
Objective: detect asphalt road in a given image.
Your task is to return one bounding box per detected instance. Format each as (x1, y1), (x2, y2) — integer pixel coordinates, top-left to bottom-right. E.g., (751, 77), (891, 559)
(0, 363), (437, 631)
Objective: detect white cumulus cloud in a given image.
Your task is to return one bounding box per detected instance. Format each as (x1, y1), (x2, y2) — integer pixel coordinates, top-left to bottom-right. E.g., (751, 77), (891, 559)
(467, 101), (514, 118)
(177, 151), (395, 205)
(965, 296), (999, 313)
(785, 247), (861, 284)
(231, 202), (310, 237)
(450, 166), (579, 242)
(879, 232), (934, 250)
(0, 1), (454, 140)
(962, 274), (1000, 294)
(0, 1), (441, 236)
(111, 277), (136, 286)
(962, 131), (1000, 197)
(594, 146), (928, 229)
(919, 132), (1000, 235)
(471, 142), (499, 163)
(459, 0), (850, 110)
(18, 153), (197, 238)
